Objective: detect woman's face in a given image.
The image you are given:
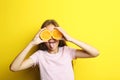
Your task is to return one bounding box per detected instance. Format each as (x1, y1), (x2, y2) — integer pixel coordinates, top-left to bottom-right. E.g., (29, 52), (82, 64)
(45, 24), (59, 52)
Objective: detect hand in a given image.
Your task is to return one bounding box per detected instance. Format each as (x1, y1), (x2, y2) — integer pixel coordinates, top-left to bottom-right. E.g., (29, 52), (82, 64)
(55, 27), (73, 42)
(31, 28), (46, 46)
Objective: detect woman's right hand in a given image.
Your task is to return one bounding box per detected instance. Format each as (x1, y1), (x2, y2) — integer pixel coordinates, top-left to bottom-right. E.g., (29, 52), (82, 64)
(9, 29), (47, 72)
(31, 28), (46, 46)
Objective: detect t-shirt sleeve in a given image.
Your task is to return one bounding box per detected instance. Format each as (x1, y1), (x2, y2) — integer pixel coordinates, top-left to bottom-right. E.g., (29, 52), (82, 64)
(29, 51), (39, 66)
(65, 46), (76, 60)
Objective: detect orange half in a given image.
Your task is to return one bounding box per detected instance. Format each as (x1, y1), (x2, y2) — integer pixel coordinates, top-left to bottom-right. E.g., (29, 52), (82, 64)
(40, 29), (51, 41)
(52, 29), (62, 40)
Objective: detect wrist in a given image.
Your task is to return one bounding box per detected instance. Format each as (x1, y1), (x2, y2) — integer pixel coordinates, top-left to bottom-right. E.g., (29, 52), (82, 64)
(68, 37), (75, 42)
(29, 41), (37, 47)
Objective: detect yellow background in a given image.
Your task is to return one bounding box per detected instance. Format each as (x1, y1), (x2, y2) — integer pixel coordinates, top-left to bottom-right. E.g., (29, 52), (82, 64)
(0, 0), (120, 80)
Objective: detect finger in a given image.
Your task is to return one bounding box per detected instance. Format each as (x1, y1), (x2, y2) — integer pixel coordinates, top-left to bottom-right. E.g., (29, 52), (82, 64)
(36, 28), (47, 36)
(54, 27), (61, 31)
(59, 36), (66, 41)
(39, 37), (49, 43)
(39, 28), (47, 34)
(55, 27), (66, 34)
(61, 37), (66, 41)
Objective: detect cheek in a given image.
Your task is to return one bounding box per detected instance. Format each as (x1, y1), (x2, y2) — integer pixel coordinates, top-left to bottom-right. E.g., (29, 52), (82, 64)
(54, 41), (59, 46)
(45, 42), (49, 47)
(56, 41), (59, 46)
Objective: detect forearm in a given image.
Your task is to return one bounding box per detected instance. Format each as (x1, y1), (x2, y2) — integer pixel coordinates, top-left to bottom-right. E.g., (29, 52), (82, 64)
(69, 38), (99, 56)
(55, 27), (99, 57)
(10, 42), (34, 71)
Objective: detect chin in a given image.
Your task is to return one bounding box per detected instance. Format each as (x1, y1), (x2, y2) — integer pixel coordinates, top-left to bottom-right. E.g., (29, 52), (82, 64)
(49, 47), (57, 51)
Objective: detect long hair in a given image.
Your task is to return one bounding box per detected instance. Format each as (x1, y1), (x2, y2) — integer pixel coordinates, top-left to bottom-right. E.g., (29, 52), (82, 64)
(39, 19), (67, 50)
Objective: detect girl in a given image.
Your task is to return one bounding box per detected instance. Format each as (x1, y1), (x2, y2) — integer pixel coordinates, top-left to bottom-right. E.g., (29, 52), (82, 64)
(10, 20), (99, 80)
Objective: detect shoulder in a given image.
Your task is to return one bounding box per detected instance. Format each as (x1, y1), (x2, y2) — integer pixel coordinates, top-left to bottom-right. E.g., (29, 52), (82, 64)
(63, 46), (76, 54)
(62, 46), (77, 59)
(63, 46), (76, 51)
(63, 46), (69, 49)
(31, 50), (47, 56)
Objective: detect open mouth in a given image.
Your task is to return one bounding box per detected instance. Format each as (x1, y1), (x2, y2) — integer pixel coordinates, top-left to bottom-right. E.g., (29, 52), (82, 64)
(48, 39), (57, 48)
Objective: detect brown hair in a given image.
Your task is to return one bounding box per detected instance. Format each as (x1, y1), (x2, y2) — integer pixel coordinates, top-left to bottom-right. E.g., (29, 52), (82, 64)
(39, 19), (67, 50)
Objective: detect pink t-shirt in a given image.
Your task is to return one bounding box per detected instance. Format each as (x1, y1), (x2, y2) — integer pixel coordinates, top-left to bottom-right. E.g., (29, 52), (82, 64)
(30, 46), (76, 80)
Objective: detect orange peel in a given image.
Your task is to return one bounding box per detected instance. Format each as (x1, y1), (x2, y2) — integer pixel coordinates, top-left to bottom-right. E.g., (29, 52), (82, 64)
(39, 29), (51, 41)
(52, 29), (62, 40)
(39, 29), (62, 41)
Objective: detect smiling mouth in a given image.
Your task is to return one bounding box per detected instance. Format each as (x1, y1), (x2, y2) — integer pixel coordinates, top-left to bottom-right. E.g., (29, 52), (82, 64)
(48, 39), (57, 48)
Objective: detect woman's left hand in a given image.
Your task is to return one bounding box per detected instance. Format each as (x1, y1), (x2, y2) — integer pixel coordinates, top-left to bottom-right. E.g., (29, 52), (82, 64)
(55, 27), (73, 42)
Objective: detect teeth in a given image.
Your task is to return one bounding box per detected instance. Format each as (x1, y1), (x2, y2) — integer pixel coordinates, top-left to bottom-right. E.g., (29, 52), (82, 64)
(48, 39), (56, 48)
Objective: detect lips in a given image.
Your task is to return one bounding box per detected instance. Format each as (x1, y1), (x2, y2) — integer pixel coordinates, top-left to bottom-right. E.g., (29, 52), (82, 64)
(48, 39), (57, 48)
(49, 42), (55, 48)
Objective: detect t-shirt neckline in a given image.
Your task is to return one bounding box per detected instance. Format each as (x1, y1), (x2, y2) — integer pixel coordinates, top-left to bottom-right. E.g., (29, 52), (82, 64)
(45, 47), (63, 57)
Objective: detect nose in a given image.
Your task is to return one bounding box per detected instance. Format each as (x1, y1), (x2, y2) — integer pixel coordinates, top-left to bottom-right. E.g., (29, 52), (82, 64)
(48, 38), (56, 43)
